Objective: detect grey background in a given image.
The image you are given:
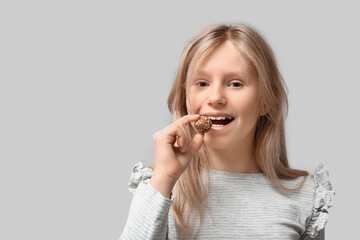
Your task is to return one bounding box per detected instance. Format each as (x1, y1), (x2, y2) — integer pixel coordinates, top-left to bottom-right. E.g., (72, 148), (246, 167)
(0, 0), (358, 239)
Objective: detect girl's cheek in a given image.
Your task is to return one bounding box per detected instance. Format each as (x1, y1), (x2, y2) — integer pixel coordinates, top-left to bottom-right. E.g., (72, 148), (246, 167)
(186, 97), (194, 114)
(186, 94), (200, 114)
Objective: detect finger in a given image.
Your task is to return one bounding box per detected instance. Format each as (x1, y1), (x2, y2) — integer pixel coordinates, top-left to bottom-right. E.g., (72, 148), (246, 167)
(186, 132), (204, 155)
(178, 114), (200, 148)
(169, 124), (190, 153)
(165, 114), (199, 135)
(178, 114), (201, 126)
(177, 136), (186, 152)
(175, 122), (192, 152)
(164, 114), (200, 148)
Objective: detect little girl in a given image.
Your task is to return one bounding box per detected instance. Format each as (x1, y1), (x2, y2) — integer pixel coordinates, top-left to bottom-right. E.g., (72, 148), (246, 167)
(120, 23), (335, 240)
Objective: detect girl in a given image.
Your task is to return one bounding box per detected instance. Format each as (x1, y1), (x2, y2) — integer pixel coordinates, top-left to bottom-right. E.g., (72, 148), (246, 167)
(120, 23), (335, 240)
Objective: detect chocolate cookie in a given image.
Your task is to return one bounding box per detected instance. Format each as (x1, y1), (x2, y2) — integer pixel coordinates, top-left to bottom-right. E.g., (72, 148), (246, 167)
(194, 116), (212, 133)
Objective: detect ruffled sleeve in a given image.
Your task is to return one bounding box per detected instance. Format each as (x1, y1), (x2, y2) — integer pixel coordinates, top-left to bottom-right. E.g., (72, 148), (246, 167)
(128, 161), (154, 194)
(304, 163), (335, 238)
(127, 161), (175, 201)
(120, 161), (173, 239)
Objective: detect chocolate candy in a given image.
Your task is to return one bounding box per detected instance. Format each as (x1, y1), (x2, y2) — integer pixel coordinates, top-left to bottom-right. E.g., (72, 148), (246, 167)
(194, 116), (212, 133)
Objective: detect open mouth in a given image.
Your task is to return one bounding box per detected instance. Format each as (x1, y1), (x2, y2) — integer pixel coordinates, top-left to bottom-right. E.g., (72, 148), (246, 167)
(207, 116), (234, 127)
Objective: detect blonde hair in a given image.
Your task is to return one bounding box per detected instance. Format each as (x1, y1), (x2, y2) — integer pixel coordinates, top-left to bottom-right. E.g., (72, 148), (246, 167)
(167, 23), (309, 239)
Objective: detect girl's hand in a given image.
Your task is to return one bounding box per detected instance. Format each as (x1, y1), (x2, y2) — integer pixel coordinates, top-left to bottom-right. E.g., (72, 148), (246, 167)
(150, 114), (204, 198)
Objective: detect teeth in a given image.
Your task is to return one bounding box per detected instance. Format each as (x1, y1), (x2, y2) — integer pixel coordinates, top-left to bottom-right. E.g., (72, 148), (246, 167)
(208, 116), (233, 120)
(210, 116), (224, 120)
(212, 124), (224, 127)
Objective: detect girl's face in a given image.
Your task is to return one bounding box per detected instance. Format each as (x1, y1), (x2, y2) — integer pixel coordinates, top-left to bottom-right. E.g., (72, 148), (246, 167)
(186, 40), (264, 149)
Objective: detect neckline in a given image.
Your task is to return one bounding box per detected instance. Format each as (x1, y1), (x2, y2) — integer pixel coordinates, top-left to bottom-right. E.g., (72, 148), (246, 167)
(209, 168), (266, 178)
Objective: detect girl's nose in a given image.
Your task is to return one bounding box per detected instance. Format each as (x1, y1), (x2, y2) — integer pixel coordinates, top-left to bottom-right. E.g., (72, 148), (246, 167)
(207, 87), (226, 106)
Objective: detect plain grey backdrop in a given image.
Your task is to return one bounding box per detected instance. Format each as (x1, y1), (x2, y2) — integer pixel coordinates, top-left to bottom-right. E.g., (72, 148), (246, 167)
(1, 0), (358, 239)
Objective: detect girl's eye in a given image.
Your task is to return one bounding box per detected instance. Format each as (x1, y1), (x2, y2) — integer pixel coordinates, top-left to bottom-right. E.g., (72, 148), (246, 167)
(196, 81), (209, 87)
(229, 82), (242, 87)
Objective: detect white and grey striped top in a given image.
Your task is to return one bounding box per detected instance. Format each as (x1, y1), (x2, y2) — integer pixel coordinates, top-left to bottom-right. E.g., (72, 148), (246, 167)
(120, 162), (334, 240)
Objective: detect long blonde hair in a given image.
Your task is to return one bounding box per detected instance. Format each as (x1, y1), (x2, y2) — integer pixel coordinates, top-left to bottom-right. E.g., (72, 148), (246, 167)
(167, 23), (309, 240)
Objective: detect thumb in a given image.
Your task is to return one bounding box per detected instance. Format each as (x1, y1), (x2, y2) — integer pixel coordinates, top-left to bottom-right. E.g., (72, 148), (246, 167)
(186, 133), (204, 156)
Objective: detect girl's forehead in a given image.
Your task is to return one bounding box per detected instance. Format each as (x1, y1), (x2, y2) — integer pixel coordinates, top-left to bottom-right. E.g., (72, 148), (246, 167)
(192, 43), (251, 70)
(186, 46), (257, 81)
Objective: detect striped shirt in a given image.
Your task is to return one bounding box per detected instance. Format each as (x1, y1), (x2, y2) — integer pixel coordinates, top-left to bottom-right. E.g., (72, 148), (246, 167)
(120, 162), (334, 240)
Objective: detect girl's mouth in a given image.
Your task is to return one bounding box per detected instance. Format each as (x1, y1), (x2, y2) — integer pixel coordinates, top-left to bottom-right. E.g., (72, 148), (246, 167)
(207, 116), (234, 129)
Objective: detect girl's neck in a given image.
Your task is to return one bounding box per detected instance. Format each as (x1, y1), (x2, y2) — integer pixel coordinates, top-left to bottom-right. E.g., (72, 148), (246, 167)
(206, 137), (263, 174)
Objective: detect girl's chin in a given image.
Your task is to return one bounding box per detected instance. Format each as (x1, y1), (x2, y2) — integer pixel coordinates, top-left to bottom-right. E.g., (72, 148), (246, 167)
(203, 137), (233, 149)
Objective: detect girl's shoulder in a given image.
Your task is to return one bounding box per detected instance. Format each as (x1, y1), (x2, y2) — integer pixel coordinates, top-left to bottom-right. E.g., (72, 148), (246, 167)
(301, 163), (335, 238)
